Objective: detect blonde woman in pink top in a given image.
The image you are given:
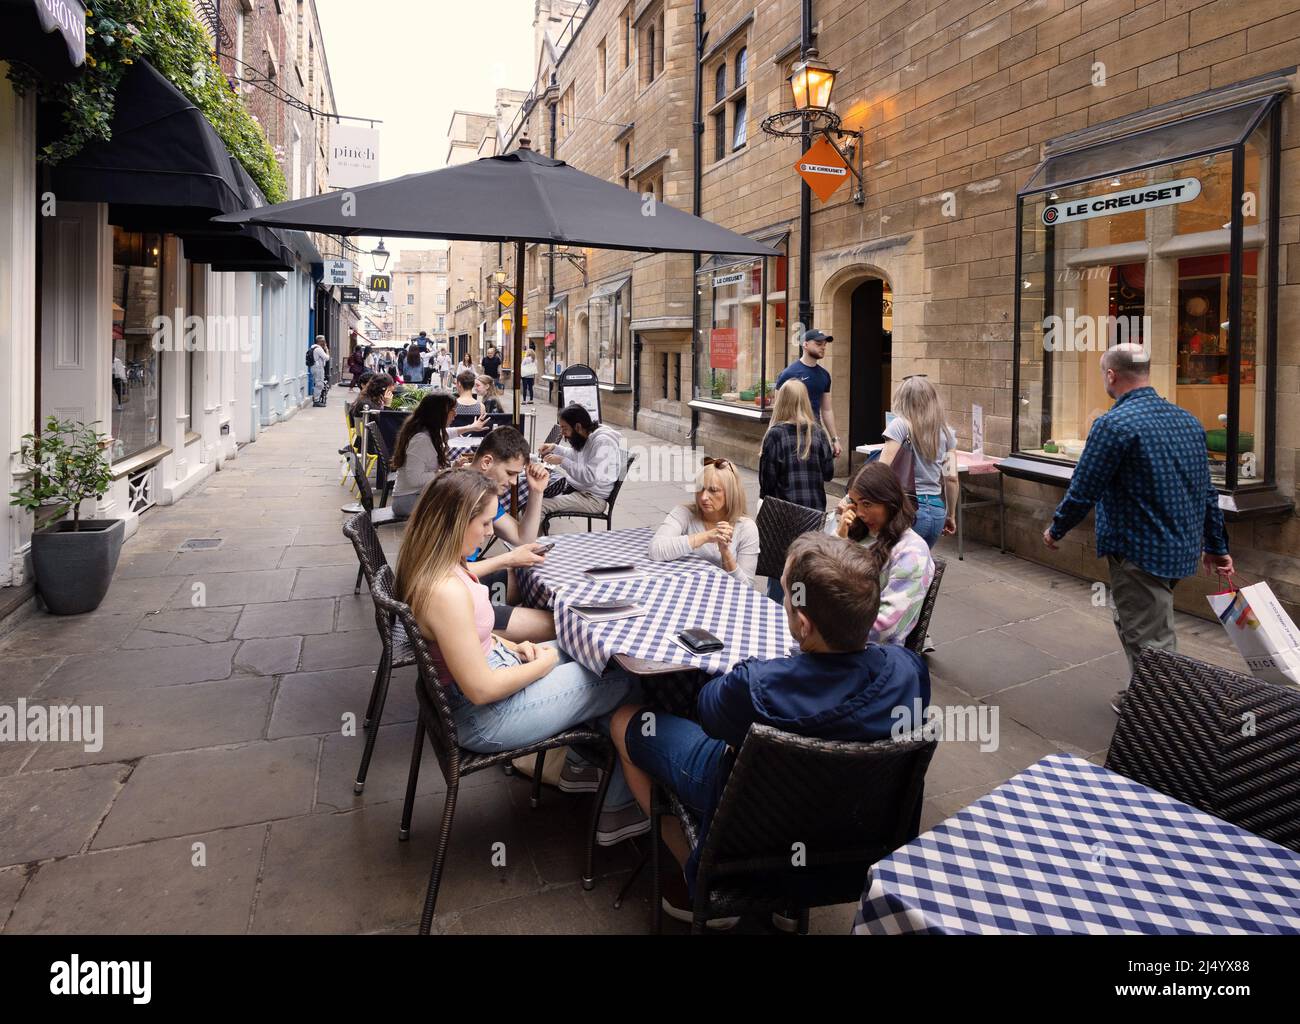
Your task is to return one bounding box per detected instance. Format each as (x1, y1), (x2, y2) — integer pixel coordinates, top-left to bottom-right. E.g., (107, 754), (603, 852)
(395, 468), (647, 845)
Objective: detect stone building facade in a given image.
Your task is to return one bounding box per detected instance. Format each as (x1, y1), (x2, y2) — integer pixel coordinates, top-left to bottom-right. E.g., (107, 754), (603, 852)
(485, 0), (1300, 620)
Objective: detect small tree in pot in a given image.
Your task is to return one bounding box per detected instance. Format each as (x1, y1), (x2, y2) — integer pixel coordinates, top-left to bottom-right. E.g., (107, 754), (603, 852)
(10, 416), (123, 615)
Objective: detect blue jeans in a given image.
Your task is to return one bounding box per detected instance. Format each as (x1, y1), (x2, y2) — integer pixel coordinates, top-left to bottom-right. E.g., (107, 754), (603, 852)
(307, 368), (315, 396)
(446, 640), (638, 809)
(624, 709), (732, 894)
(912, 494), (946, 548)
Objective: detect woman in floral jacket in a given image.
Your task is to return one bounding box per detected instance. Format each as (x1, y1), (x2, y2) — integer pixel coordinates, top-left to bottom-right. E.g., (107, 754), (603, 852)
(827, 461), (935, 646)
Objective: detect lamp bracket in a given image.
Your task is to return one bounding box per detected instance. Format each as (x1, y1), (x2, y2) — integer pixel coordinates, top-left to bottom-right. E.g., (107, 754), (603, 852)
(760, 108), (866, 206)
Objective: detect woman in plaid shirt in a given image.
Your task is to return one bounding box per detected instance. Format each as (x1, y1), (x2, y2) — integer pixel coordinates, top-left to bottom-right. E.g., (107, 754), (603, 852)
(759, 380), (836, 601)
(759, 380), (836, 512)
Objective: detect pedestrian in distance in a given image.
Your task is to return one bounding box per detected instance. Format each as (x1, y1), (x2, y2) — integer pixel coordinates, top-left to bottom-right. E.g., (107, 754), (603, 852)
(775, 328), (842, 459)
(1042, 343), (1233, 713)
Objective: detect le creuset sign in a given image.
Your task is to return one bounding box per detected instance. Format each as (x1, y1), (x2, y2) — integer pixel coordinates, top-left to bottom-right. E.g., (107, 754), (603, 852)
(1041, 178), (1201, 226)
(712, 271), (746, 287)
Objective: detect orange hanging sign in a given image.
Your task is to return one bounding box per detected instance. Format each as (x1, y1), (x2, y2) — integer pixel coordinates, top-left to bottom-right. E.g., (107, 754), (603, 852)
(794, 137), (850, 203)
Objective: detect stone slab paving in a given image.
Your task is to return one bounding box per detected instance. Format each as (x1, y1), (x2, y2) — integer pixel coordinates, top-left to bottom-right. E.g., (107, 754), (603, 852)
(0, 388), (1247, 935)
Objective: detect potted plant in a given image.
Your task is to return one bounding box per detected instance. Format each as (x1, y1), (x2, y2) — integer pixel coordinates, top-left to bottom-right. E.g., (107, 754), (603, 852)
(10, 416), (122, 615)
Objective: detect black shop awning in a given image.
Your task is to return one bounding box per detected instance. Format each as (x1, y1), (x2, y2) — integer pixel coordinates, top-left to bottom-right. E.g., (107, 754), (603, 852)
(182, 157), (292, 272)
(49, 59), (243, 233)
(0, 0), (86, 81)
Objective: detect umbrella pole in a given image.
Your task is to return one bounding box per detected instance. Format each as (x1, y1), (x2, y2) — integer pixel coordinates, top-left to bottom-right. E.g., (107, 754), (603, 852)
(511, 239), (525, 518)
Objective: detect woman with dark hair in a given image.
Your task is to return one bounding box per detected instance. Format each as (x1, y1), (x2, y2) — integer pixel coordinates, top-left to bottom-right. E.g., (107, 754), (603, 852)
(454, 369), (483, 417)
(350, 373), (394, 423)
(346, 345), (368, 389)
(399, 343), (425, 385)
(829, 460), (935, 646)
(390, 394), (488, 516)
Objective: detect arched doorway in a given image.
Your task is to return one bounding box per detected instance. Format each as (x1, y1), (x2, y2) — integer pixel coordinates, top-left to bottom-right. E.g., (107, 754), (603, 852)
(848, 277), (893, 458)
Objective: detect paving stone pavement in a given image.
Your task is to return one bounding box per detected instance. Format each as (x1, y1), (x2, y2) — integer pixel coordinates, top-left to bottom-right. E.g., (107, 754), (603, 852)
(0, 387), (1245, 935)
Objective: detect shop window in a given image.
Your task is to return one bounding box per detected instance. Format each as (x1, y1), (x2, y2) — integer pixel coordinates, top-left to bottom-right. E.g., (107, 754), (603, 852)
(110, 228), (164, 461)
(544, 295), (568, 376)
(1014, 96), (1281, 494)
(692, 234), (789, 414)
(589, 277), (631, 387)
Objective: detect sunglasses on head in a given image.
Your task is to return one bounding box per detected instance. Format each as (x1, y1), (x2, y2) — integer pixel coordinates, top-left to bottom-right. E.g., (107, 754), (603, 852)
(702, 457), (733, 471)
(902, 373), (928, 380)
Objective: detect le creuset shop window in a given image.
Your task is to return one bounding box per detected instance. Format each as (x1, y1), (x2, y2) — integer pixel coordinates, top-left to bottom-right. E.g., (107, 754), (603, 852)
(1012, 92), (1286, 515)
(110, 228), (164, 461)
(544, 295), (568, 377)
(691, 232), (789, 417)
(589, 276), (631, 388)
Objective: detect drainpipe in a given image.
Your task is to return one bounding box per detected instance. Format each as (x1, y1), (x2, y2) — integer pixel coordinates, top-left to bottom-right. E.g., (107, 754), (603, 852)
(548, 76), (558, 404)
(689, 0), (705, 450)
(798, 0), (814, 338)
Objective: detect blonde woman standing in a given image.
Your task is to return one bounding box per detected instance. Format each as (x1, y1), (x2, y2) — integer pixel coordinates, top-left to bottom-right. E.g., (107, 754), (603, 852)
(760, 379), (835, 513)
(880, 375), (958, 548)
(649, 457), (760, 587)
(396, 468), (646, 845)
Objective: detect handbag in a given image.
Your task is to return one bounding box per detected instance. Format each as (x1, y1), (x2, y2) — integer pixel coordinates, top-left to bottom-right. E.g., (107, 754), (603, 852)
(1207, 576), (1300, 686)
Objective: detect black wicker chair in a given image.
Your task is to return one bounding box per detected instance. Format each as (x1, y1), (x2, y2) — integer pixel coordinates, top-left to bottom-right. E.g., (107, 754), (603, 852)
(651, 723), (936, 934)
(542, 423), (563, 447)
(341, 512), (415, 795)
(903, 558), (946, 655)
(369, 566), (618, 934)
(754, 497), (827, 581)
(1105, 648), (1300, 853)
(540, 451), (638, 536)
(365, 421), (396, 508)
(345, 450), (405, 593)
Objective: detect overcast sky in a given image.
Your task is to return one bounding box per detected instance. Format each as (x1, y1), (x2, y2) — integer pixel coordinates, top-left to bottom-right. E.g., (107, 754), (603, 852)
(315, 0), (536, 259)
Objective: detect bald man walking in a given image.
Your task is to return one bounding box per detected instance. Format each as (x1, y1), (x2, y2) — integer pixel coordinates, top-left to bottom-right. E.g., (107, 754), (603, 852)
(1042, 344), (1233, 712)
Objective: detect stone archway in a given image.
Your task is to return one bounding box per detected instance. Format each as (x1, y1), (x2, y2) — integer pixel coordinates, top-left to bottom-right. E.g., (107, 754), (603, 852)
(819, 263), (896, 472)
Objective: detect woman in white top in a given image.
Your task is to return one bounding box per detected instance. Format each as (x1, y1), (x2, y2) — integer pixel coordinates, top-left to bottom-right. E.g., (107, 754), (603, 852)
(520, 348), (537, 404)
(390, 393), (488, 516)
(649, 457), (760, 587)
(879, 375), (958, 549)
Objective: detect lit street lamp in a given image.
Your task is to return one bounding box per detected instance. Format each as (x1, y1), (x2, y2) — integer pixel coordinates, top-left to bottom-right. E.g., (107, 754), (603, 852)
(789, 57), (837, 111)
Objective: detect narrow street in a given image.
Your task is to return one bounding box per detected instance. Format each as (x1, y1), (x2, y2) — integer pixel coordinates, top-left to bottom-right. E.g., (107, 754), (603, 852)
(0, 390), (1242, 934)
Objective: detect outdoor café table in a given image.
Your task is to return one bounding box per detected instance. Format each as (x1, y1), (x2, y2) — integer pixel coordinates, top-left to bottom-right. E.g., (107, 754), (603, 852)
(852, 753), (1300, 935)
(552, 568), (796, 679)
(448, 434), (482, 457)
(515, 526), (713, 611)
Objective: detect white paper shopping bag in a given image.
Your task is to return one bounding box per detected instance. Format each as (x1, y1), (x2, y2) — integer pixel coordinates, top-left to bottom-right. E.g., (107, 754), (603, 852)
(1207, 580), (1300, 687)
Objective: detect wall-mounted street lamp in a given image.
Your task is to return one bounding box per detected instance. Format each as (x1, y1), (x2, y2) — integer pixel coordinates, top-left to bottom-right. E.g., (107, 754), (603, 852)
(370, 239), (390, 273)
(789, 57), (837, 111)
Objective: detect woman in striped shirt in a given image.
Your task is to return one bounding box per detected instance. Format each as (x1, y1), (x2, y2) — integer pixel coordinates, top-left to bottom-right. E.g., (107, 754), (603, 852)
(829, 461), (935, 646)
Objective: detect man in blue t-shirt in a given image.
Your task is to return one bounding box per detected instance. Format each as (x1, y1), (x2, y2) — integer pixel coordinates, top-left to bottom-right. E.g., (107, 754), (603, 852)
(610, 531), (930, 926)
(775, 328), (840, 458)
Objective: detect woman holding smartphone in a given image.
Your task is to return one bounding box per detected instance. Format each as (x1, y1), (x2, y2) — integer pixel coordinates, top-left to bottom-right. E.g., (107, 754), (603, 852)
(397, 468), (646, 844)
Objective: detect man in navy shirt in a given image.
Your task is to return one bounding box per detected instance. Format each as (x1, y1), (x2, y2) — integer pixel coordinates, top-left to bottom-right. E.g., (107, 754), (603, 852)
(1043, 344), (1233, 711)
(610, 531), (930, 926)
(775, 328), (840, 457)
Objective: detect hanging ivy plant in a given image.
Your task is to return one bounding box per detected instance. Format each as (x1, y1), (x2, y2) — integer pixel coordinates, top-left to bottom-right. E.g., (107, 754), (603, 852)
(7, 0), (287, 203)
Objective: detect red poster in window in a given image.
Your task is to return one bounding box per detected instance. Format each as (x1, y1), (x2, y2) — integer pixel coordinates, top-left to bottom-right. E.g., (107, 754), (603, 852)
(710, 328), (737, 369)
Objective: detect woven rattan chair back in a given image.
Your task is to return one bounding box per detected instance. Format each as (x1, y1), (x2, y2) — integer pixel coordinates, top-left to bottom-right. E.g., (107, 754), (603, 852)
(695, 724), (937, 907)
(903, 558), (946, 654)
(1106, 648), (1300, 852)
(370, 565), (462, 785)
(348, 449), (375, 513)
(754, 497), (828, 580)
(343, 511), (390, 624)
(543, 424), (563, 446)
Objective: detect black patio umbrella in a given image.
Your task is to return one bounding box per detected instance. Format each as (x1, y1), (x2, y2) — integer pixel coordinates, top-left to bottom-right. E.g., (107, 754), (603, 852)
(214, 142), (778, 430)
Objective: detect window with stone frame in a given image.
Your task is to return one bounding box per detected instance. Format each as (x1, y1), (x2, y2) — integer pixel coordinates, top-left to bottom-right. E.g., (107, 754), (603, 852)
(622, 4), (633, 70)
(617, 134), (633, 189)
(638, 2), (664, 90)
(707, 33), (750, 163)
(558, 84), (575, 143)
(598, 38), (607, 94)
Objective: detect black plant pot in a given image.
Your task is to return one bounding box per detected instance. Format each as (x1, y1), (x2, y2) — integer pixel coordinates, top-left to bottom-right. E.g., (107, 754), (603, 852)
(30, 518), (125, 616)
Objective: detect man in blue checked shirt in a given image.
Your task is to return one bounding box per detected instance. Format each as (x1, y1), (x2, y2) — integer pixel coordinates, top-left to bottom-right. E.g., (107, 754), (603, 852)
(1042, 344), (1234, 711)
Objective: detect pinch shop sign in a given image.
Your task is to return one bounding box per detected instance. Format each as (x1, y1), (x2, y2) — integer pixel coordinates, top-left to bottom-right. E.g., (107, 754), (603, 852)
(1041, 178), (1201, 226)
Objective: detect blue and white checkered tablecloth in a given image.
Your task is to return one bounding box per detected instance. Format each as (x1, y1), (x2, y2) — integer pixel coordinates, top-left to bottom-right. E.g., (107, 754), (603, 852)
(448, 435), (482, 456)
(852, 754), (1300, 935)
(516, 526), (712, 610)
(552, 566), (798, 677)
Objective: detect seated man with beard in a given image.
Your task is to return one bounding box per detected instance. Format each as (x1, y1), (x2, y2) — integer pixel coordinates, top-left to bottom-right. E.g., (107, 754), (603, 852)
(538, 404), (625, 519)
